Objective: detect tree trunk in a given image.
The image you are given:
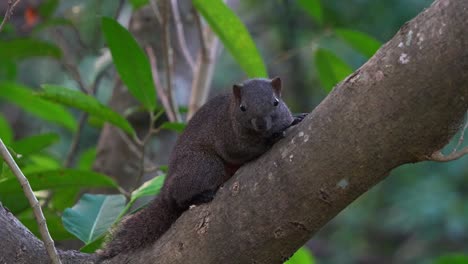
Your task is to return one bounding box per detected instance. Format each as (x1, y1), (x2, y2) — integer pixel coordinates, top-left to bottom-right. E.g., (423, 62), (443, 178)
(1, 0), (467, 263)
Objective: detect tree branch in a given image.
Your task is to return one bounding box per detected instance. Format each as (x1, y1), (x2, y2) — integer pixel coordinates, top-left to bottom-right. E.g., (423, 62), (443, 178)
(0, 0), (21, 32)
(0, 139), (62, 264)
(106, 0), (468, 263)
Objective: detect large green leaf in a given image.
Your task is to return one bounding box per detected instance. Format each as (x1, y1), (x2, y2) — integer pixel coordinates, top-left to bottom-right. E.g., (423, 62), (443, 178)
(39, 85), (135, 135)
(131, 175), (165, 202)
(285, 247), (315, 264)
(0, 39), (61, 60)
(62, 194), (126, 243)
(0, 169), (117, 194)
(314, 49), (353, 93)
(77, 148), (97, 170)
(193, 0), (266, 78)
(335, 29), (381, 58)
(297, 0), (323, 25)
(101, 17), (157, 111)
(11, 133), (59, 156)
(0, 114), (13, 145)
(0, 82), (76, 131)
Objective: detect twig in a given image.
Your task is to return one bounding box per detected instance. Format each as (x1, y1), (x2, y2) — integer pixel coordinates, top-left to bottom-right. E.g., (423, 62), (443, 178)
(52, 28), (88, 93)
(193, 9), (208, 61)
(188, 25), (220, 119)
(170, 0), (195, 71)
(429, 148), (468, 162)
(452, 112), (468, 153)
(161, 0), (182, 122)
(63, 113), (88, 167)
(0, 0), (21, 33)
(0, 138), (62, 264)
(429, 111), (468, 162)
(146, 46), (177, 122)
(150, 0), (162, 25)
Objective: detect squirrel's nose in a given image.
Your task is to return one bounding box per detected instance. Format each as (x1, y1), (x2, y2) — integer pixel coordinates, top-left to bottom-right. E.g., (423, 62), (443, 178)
(251, 117), (272, 132)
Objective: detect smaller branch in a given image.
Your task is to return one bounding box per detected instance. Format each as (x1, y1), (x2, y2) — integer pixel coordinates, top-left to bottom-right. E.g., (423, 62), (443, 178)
(193, 9), (208, 60)
(0, 0), (21, 33)
(0, 138), (62, 264)
(188, 27), (220, 120)
(429, 112), (468, 162)
(452, 112), (468, 153)
(161, 0), (182, 122)
(150, 0), (162, 25)
(429, 148), (468, 162)
(52, 29), (88, 93)
(171, 0), (196, 71)
(63, 113), (88, 167)
(146, 46), (177, 122)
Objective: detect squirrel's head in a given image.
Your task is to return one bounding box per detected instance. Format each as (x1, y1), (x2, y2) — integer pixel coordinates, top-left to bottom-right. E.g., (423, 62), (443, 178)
(232, 77), (291, 135)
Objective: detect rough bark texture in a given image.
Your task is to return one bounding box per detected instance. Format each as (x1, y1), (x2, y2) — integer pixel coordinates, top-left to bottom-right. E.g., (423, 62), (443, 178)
(0, 205), (95, 264)
(1, 0), (467, 263)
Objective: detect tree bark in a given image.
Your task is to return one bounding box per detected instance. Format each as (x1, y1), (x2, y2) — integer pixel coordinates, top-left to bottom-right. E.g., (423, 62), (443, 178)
(1, 0), (467, 263)
(0, 205), (95, 264)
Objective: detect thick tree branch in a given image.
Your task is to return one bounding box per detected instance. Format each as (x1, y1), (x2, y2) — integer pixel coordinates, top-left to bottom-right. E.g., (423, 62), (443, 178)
(106, 0), (468, 263)
(0, 205), (95, 264)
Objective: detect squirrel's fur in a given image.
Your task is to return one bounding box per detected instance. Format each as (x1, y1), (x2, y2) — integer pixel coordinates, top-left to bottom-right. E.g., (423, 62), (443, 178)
(99, 77), (304, 258)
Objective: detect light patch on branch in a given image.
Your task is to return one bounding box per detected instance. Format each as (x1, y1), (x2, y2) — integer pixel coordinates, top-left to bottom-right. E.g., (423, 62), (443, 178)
(429, 111), (468, 162)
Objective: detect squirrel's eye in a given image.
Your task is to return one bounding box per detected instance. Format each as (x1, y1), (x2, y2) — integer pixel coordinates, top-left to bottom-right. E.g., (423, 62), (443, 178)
(240, 105), (247, 112)
(273, 99), (279, 106)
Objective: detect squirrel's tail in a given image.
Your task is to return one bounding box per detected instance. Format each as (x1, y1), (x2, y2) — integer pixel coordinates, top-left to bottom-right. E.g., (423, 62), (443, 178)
(99, 196), (181, 259)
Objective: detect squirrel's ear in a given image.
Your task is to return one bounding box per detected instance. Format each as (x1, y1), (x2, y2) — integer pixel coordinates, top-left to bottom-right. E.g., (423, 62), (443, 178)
(233, 84), (242, 103)
(271, 76), (282, 97)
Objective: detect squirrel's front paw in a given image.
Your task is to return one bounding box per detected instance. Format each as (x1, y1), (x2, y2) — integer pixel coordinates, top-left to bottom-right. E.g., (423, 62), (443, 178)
(291, 113), (308, 126)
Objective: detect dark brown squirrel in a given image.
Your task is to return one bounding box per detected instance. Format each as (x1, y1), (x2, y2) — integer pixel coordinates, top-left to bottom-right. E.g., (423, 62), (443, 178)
(99, 77), (306, 258)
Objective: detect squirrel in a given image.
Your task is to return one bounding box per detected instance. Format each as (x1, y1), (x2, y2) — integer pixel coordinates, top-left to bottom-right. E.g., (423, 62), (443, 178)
(99, 77), (306, 258)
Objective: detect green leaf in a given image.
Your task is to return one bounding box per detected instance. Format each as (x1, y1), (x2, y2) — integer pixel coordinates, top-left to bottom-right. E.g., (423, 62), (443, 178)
(284, 247), (315, 264)
(62, 194), (126, 243)
(18, 210), (74, 241)
(38, 0), (59, 18)
(11, 133), (60, 156)
(80, 236), (106, 253)
(101, 17), (157, 111)
(335, 29), (381, 58)
(77, 148), (97, 170)
(39, 85), (135, 135)
(129, 0), (149, 9)
(0, 169), (117, 194)
(0, 82), (76, 131)
(297, 0), (323, 25)
(314, 49), (353, 92)
(0, 114), (13, 145)
(0, 39), (61, 60)
(50, 188), (80, 211)
(0, 58), (17, 80)
(0, 193), (30, 214)
(29, 154), (61, 169)
(131, 175), (165, 202)
(160, 122), (186, 133)
(193, 0), (266, 77)
(434, 254), (468, 264)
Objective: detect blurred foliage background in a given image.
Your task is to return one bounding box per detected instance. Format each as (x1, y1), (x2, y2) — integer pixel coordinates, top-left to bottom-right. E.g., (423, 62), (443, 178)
(0, 0), (467, 263)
